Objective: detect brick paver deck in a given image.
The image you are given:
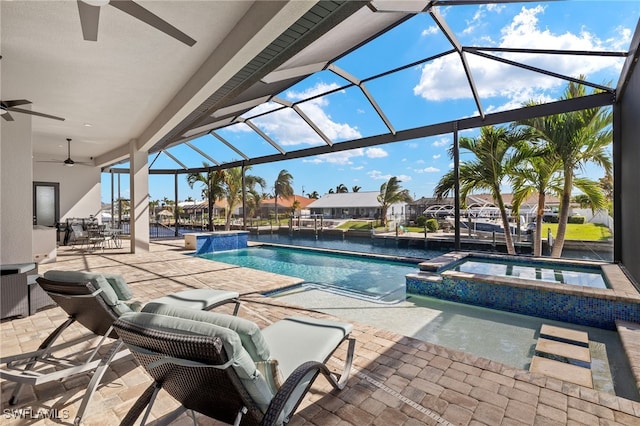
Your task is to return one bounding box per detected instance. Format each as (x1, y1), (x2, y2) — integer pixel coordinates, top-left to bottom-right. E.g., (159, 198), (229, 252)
(1, 239), (639, 425)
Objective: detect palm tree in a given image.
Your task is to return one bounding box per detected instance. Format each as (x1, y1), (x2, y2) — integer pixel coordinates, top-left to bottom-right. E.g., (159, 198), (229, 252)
(335, 184), (348, 193)
(308, 190), (320, 199)
(518, 79), (612, 257)
(352, 185), (362, 193)
(510, 144), (563, 256)
(149, 200), (159, 219)
(273, 169), (294, 223)
(377, 176), (412, 228)
(434, 126), (528, 255)
(187, 163), (225, 231)
(221, 166), (265, 230)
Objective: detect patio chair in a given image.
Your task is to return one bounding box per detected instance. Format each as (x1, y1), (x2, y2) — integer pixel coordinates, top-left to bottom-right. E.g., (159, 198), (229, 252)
(0, 270), (240, 425)
(113, 305), (356, 426)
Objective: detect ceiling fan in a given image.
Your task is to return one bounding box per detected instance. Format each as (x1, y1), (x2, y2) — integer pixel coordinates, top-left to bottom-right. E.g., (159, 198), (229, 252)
(1, 100), (65, 122)
(39, 139), (93, 167)
(77, 0), (196, 46)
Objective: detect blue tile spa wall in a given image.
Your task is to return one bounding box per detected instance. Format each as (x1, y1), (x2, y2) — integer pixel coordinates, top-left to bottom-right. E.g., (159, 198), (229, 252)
(195, 232), (248, 255)
(406, 275), (640, 330)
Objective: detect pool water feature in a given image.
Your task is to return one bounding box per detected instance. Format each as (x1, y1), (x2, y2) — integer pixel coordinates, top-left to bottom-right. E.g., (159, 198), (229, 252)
(449, 256), (609, 288)
(197, 246), (417, 303)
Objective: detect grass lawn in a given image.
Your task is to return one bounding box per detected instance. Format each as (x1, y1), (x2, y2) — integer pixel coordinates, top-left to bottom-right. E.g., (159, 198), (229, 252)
(536, 223), (611, 241)
(337, 220), (376, 230)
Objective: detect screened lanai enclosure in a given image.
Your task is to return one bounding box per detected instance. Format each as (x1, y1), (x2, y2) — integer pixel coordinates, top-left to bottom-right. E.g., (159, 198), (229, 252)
(99, 0), (638, 265)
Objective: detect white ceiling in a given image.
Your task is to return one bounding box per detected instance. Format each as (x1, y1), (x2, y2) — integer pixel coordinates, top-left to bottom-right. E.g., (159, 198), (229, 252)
(1, 0), (333, 165)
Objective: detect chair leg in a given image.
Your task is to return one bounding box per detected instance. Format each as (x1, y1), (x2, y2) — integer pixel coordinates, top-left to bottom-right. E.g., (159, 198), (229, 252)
(9, 317), (76, 405)
(74, 340), (126, 425)
(119, 383), (159, 426)
(328, 337), (356, 390)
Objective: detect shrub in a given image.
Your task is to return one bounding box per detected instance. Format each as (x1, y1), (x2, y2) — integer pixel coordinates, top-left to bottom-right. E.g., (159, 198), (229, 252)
(425, 218), (439, 232)
(568, 215), (586, 224)
(415, 215), (427, 227)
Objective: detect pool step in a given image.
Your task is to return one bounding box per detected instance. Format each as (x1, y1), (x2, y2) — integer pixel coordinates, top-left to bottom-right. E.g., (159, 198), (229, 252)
(540, 324), (589, 346)
(530, 356), (593, 388)
(531, 324), (593, 388)
(535, 338), (591, 364)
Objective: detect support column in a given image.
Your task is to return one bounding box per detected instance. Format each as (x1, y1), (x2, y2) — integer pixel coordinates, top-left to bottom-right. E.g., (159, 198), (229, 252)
(1, 109), (33, 263)
(453, 123), (461, 251)
(129, 141), (149, 253)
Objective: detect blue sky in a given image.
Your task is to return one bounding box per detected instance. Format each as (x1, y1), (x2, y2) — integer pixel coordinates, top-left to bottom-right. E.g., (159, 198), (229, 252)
(101, 1), (639, 204)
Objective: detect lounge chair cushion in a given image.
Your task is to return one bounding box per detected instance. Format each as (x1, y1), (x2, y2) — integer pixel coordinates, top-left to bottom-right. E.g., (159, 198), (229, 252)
(261, 316), (353, 379)
(119, 310), (274, 411)
(103, 273), (134, 300)
(143, 288), (240, 312)
(42, 270), (136, 316)
(145, 304), (270, 361)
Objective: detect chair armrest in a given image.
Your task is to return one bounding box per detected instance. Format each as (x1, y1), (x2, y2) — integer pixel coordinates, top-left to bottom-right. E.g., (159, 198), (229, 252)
(261, 360), (331, 425)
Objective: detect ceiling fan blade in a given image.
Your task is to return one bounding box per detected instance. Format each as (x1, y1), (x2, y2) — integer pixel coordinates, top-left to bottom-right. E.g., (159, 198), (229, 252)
(110, 0), (196, 46)
(8, 107), (65, 121)
(1, 111), (14, 121)
(3, 99), (32, 108)
(77, 0), (101, 42)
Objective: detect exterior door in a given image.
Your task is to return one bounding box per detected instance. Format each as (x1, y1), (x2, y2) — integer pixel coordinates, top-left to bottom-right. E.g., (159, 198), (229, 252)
(33, 182), (59, 227)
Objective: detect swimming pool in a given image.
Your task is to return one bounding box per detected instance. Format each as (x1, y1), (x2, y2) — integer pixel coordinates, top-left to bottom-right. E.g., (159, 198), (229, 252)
(198, 245), (638, 400)
(197, 246), (417, 303)
(448, 256), (609, 288)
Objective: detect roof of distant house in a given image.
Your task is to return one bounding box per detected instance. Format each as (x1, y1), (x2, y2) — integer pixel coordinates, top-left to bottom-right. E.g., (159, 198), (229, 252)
(261, 195), (315, 209)
(308, 192), (407, 209)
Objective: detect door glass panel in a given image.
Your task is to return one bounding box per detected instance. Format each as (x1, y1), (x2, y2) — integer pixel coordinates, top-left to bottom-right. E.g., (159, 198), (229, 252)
(35, 185), (55, 226)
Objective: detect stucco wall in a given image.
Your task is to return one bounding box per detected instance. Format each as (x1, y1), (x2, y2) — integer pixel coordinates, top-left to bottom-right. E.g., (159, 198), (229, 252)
(620, 59), (640, 284)
(1, 113), (34, 264)
(32, 160), (102, 222)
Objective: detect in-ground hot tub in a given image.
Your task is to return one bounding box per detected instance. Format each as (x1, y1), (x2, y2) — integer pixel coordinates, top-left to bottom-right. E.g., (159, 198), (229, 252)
(406, 252), (640, 329)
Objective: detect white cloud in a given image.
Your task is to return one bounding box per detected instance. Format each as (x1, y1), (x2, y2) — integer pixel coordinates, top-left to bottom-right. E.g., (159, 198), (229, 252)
(433, 154), (441, 159)
(368, 170), (412, 182)
(448, 162), (454, 169)
(406, 142), (419, 149)
(366, 147), (388, 158)
(422, 25), (439, 36)
(351, 165), (364, 170)
(415, 167), (441, 173)
(414, 5), (627, 109)
(416, 159), (425, 164)
(432, 137), (450, 147)
(235, 82), (361, 147)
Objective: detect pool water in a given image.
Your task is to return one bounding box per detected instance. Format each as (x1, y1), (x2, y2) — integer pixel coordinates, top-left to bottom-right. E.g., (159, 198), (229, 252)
(198, 246), (417, 303)
(450, 257), (608, 288)
(249, 233), (446, 259)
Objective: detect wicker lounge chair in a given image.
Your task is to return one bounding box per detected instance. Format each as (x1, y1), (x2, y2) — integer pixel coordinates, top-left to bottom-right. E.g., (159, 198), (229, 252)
(113, 306), (355, 425)
(0, 270), (240, 425)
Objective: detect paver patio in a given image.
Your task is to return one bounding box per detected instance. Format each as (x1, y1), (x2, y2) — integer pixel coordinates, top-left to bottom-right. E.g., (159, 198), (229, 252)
(1, 239), (639, 425)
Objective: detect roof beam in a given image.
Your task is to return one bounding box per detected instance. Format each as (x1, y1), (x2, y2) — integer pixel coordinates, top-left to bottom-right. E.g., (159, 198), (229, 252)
(241, 119), (287, 155)
(430, 7), (484, 119)
(616, 17), (640, 99)
(218, 92), (614, 169)
(185, 141), (220, 166)
(210, 131), (249, 160)
(162, 150), (188, 170)
(466, 49), (614, 93)
(329, 64), (396, 134)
